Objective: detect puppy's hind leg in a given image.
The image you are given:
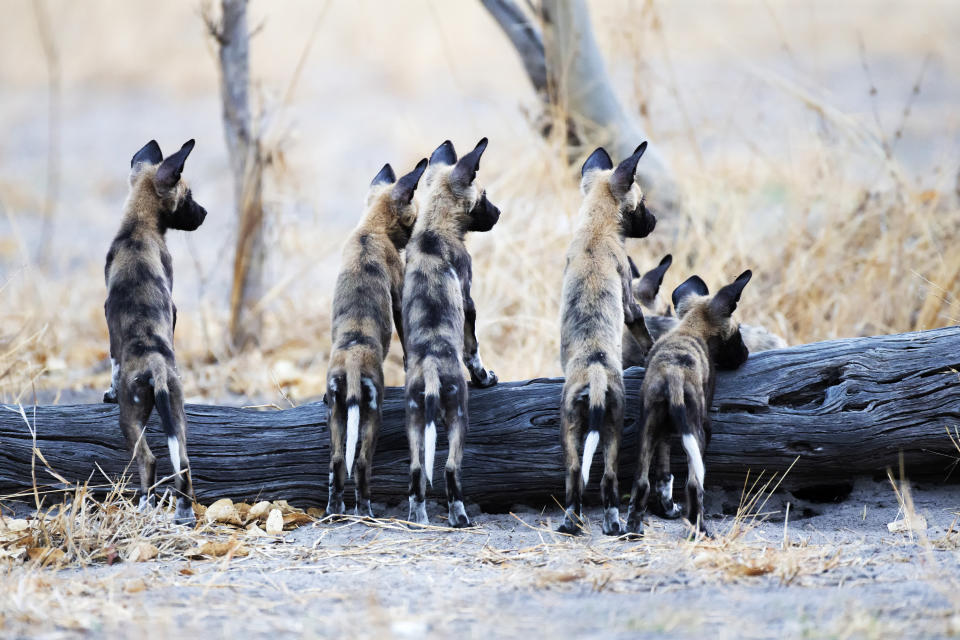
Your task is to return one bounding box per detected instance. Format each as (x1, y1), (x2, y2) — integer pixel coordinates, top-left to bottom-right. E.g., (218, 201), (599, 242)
(444, 384), (470, 528)
(325, 374), (348, 516)
(557, 390), (585, 535)
(118, 382), (156, 511)
(160, 375), (196, 527)
(354, 376), (381, 519)
(405, 390), (429, 527)
(650, 440), (682, 519)
(600, 390), (624, 536)
(626, 405), (661, 537)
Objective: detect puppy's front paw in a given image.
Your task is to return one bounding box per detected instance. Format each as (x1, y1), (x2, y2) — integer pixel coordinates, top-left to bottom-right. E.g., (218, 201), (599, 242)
(103, 388), (118, 403)
(471, 369), (498, 388)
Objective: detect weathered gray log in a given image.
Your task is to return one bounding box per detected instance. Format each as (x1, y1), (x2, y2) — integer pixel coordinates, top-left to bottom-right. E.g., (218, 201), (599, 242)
(1, 327), (958, 510)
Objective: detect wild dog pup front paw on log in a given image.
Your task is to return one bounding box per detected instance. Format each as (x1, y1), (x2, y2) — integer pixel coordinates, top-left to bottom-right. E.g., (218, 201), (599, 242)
(103, 139), (207, 527)
(402, 138), (501, 528)
(625, 270), (753, 538)
(325, 158), (428, 518)
(558, 143), (657, 536)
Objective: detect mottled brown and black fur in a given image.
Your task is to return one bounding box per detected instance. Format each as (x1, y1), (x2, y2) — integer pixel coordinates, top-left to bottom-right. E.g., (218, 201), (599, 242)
(625, 270), (753, 537)
(103, 139), (207, 526)
(402, 138), (500, 527)
(558, 144), (657, 536)
(325, 158), (427, 518)
(622, 254), (673, 368)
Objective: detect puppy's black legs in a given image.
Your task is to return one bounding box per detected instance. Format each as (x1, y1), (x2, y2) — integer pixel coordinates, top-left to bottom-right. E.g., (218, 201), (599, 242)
(558, 393), (584, 535)
(326, 375), (347, 516)
(444, 388), (470, 527)
(600, 389), (624, 536)
(118, 383), (156, 510)
(405, 392), (428, 526)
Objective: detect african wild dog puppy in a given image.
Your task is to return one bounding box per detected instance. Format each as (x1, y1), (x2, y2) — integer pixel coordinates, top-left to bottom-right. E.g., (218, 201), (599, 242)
(625, 270), (753, 537)
(558, 143), (657, 536)
(402, 138), (500, 527)
(325, 158), (428, 518)
(622, 254), (673, 369)
(103, 139), (207, 526)
(622, 255), (785, 368)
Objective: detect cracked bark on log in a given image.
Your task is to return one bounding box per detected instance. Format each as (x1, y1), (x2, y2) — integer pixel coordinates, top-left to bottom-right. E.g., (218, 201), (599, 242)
(1, 328), (958, 510)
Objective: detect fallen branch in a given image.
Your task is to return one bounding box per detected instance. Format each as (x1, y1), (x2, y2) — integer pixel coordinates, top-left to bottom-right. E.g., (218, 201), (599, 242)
(1, 327), (958, 509)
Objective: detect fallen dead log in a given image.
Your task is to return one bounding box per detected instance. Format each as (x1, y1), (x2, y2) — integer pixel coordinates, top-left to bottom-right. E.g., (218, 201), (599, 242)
(1, 327), (958, 510)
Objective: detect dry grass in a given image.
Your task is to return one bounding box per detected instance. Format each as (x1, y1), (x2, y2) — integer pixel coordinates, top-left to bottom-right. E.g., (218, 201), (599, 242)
(0, 3), (958, 637)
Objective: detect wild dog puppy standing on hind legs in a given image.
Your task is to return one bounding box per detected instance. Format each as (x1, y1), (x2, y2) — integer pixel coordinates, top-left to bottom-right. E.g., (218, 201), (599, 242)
(403, 138), (500, 527)
(625, 270), (753, 538)
(103, 139), (207, 526)
(558, 143), (657, 535)
(325, 158), (428, 517)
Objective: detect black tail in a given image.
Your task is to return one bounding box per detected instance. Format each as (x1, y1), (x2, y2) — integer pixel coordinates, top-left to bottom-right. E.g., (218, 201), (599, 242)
(149, 362), (176, 440)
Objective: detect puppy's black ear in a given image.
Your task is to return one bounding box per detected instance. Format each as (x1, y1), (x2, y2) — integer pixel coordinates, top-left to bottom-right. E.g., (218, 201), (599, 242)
(429, 139), (457, 167)
(710, 270), (753, 317)
(627, 255), (641, 279)
(641, 253), (673, 295)
(155, 139), (195, 190)
(581, 147), (613, 177)
(609, 141), (647, 197)
(371, 163), (396, 187)
(392, 158), (428, 206)
(451, 137), (488, 188)
(672, 275), (709, 311)
(131, 140), (163, 168)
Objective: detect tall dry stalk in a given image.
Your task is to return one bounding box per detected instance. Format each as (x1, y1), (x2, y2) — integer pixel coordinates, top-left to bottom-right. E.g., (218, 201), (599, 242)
(31, 0), (60, 267)
(205, 0), (266, 352)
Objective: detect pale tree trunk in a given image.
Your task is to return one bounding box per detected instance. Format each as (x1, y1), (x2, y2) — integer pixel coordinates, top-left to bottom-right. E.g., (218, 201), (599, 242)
(481, 0), (678, 208)
(206, 0), (265, 351)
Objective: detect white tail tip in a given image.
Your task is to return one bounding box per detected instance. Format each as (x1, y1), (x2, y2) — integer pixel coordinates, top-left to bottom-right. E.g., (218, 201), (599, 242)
(424, 421), (437, 487)
(167, 436), (181, 475)
(345, 404), (360, 479)
(682, 433), (705, 486)
(581, 430), (600, 487)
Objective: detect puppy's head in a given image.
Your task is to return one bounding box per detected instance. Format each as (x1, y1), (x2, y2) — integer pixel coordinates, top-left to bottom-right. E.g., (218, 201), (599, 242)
(671, 270), (753, 370)
(130, 139), (207, 231)
(629, 254), (673, 316)
(421, 138), (501, 236)
(366, 158), (428, 248)
(579, 142), (656, 239)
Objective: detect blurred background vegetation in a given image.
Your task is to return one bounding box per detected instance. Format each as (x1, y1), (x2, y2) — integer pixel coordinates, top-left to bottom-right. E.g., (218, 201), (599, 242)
(0, 0), (957, 404)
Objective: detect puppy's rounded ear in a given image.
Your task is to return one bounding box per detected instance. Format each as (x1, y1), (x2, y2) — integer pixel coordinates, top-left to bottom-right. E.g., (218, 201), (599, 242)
(609, 142), (646, 197)
(450, 137), (488, 189)
(155, 139), (195, 191)
(580, 147), (612, 194)
(671, 275), (709, 315)
(392, 158), (428, 207)
(429, 140), (457, 167)
(371, 163), (396, 187)
(636, 254), (673, 301)
(131, 140), (163, 168)
(710, 270), (753, 317)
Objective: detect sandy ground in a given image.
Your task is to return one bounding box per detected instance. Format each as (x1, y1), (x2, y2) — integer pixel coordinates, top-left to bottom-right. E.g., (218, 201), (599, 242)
(5, 479), (957, 639)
